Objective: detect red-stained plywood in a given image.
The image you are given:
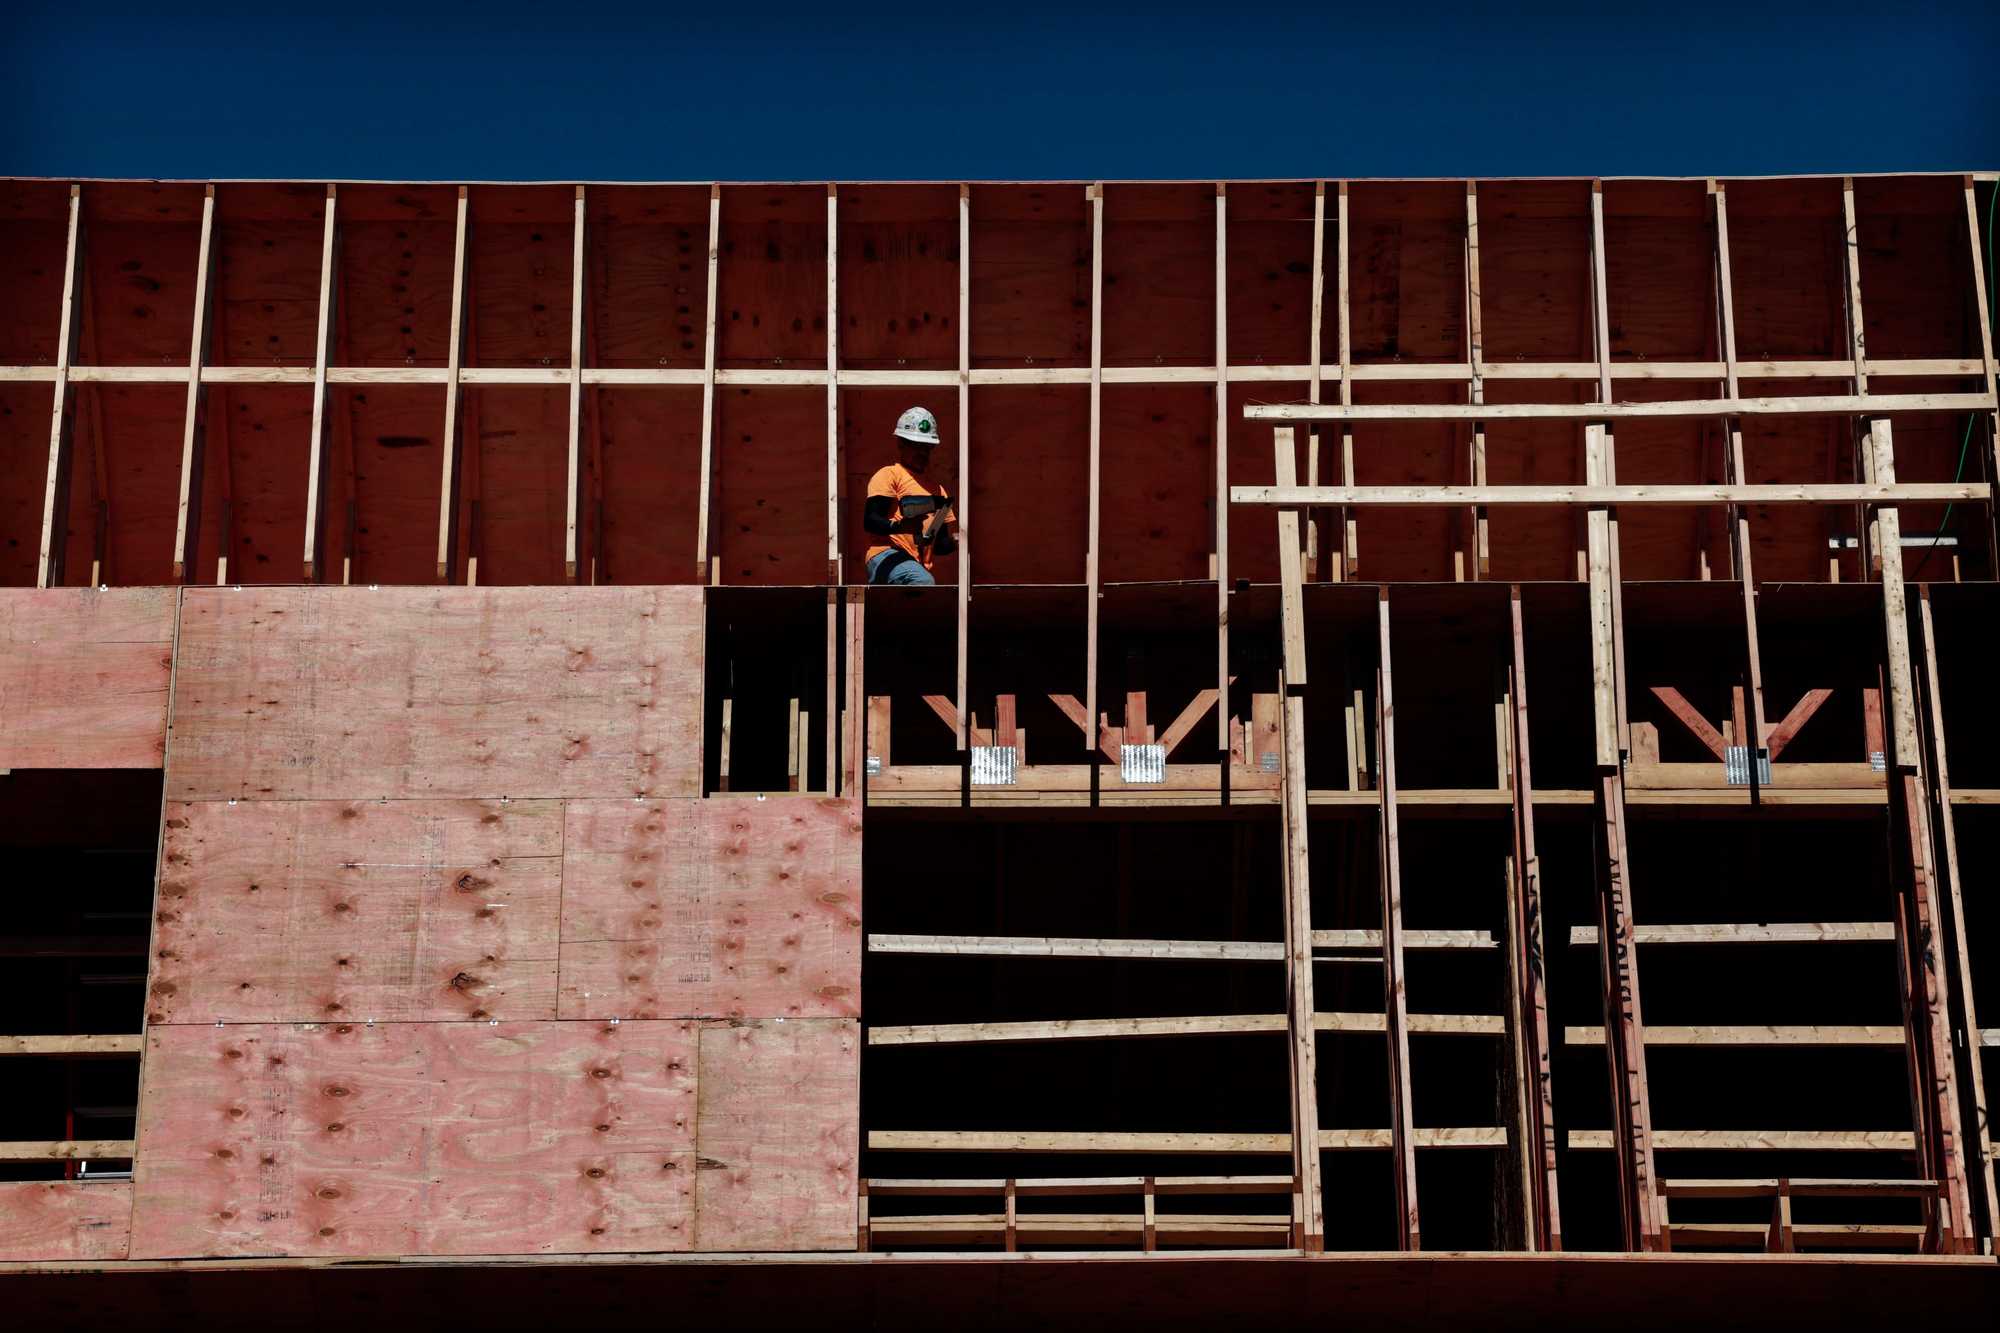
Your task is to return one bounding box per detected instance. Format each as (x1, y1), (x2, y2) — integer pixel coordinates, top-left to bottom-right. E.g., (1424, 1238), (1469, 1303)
(130, 1020), (697, 1259)
(0, 383), (56, 587)
(0, 586), (174, 768)
(165, 585), (702, 801)
(559, 797), (861, 1021)
(0, 1181), (132, 1262)
(149, 799), (561, 1026)
(693, 1018), (858, 1252)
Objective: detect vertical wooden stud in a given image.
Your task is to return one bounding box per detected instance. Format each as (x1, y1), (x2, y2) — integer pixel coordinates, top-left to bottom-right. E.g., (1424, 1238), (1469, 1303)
(35, 184), (85, 589)
(170, 185), (219, 583)
(435, 186), (471, 583)
(302, 185), (339, 582)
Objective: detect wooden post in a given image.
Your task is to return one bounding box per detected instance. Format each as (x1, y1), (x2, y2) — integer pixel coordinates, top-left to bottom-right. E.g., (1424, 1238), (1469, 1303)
(1337, 180), (1356, 577)
(170, 185), (219, 583)
(35, 184), (85, 589)
(1872, 418), (1973, 1250)
(1917, 588), (1997, 1242)
(302, 185), (339, 582)
(1710, 182), (1769, 772)
(564, 184), (586, 583)
(1962, 178), (1999, 560)
(1507, 586), (1561, 1250)
(435, 186), (471, 583)
(1215, 182), (1231, 752)
(956, 183), (971, 750)
(1273, 427), (1322, 1251)
(1306, 180), (1325, 577)
(695, 184), (722, 582)
(826, 183), (841, 584)
(1466, 181), (1489, 579)
(1086, 183), (1104, 757)
(1376, 590), (1419, 1251)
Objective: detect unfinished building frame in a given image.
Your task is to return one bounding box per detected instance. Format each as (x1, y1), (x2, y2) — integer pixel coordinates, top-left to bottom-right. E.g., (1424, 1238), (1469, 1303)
(1, 173), (1997, 1272)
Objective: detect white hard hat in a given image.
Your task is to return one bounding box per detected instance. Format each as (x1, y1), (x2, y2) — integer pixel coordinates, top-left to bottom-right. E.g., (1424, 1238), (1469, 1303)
(895, 405), (941, 448)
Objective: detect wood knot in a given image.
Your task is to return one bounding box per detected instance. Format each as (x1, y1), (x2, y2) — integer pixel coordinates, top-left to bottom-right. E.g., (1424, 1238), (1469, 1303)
(317, 1187), (341, 1200)
(455, 872), (491, 892)
(449, 971), (481, 991)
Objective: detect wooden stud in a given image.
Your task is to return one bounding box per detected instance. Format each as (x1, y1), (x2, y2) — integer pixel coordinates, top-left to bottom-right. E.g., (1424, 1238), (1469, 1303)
(35, 184), (85, 589)
(1086, 183), (1104, 757)
(1375, 592), (1419, 1251)
(695, 184), (722, 582)
(1306, 180), (1325, 576)
(1710, 181), (1769, 768)
(434, 187), (471, 583)
(1337, 180), (1356, 576)
(1466, 181), (1489, 579)
(564, 185), (586, 582)
(1215, 183), (1230, 752)
(301, 186), (339, 582)
(956, 184), (971, 750)
(1917, 588), (1998, 1240)
(1507, 587), (1560, 1250)
(170, 185), (219, 583)
(826, 183), (840, 584)
(1273, 428), (1307, 687)
(1963, 178), (2000, 516)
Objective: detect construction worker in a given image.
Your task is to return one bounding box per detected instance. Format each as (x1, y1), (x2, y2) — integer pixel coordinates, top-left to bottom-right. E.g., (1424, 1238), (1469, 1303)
(863, 406), (957, 585)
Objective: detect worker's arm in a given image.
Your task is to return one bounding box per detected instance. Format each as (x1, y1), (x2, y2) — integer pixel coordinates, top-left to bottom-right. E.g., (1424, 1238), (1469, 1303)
(863, 496), (926, 536)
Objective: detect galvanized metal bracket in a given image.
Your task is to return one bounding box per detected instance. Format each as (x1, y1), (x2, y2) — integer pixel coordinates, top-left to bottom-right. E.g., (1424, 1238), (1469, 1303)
(1724, 746), (1772, 787)
(1121, 743), (1166, 784)
(1259, 752), (1280, 774)
(864, 755), (883, 777)
(1869, 750), (1886, 773)
(970, 746), (1018, 786)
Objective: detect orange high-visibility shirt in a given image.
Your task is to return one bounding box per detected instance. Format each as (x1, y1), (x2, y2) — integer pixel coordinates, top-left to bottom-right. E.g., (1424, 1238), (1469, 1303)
(864, 464), (951, 570)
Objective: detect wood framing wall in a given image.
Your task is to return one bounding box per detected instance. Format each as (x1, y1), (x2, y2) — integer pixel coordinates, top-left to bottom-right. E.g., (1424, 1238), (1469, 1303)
(2, 170), (1998, 1270)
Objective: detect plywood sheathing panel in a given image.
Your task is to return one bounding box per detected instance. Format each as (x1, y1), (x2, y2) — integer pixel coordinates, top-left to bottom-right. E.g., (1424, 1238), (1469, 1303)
(717, 185), (828, 368)
(148, 799), (562, 1025)
(0, 180), (72, 366)
(839, 184), (959, 371)
(1346, 181), (1465, 365)
(165, 585), (701, 801)
(209, 184), (327, 367)
(715, 387), (827, 584)
(588, 185), (711, 370)
(596, 386), (703, 585)
(1228, 380), (1310, 584)
(335, 184), (458, 369)
(839, 388), (960, 586)
(965, 384), (1088, 583)
(1352, 379), (1459, 581)
(74, 183), (205, 367)
(1100, 382), (1213, 582)
(0, 585), (173, 768)
(322, 384), (443, 585)
(1101, 183), (1217, 368)
(967, 183), (1089, 368)
(59, 384), (184, 586)
(0, 383), (56, 586)
(129, 1020), (697, 1259)
(694, 1018), (858, 1251)
(0, 1181), (132, 1262)
(559, 797), (861, 1021)
(460, 385), (569, 586)
(192, 384), (313, 584)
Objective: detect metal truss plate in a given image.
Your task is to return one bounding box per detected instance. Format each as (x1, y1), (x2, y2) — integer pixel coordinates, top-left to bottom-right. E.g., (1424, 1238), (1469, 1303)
(970, 746), (1018, 786)
(865, 755), (882, 777)
(1869, 750), (1886, 773)
(1121, 743), (1166, 784)
(1259, 752), (1280, 774)
(1723, 746), (1772, 787)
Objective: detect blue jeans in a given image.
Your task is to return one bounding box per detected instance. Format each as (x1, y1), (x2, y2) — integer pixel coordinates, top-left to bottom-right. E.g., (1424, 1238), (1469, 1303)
(867, 549), (935, 585)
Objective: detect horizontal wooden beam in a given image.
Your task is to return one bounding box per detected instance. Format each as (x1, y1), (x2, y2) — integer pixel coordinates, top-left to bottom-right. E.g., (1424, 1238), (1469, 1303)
(868, 1012), (1504, 1045)
(0, 1139), (134, 1161)
(0, 1034), (143, 1057)
(1659, 1178), (1941, 1199)
(1565, 1025), (1904, 1047)
(1567, 1130), (1917, 1151)
(869, 1015), (1284, 1045)
(1570, 923), (1894, 946)
(864, 1214), (1291, 1244)
(866, 934), (1281, 962)
(1665, 1222), (1924, 1250)
(1312, 929), (1496, 951)
(864, 1176), (1293, 1197)
(1243, 392), (1993, 424)
(1230, 483), (1988, 509)
(868, 1128), (1508, 1153)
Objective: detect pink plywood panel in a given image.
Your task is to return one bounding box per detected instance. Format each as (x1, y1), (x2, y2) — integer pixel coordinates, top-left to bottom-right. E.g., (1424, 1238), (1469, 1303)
(131, 1020), (695, 1259)
(0, 587), (174, 769)
(150, 799), (561, 1026)
(694, 1018), (857, 1252)
(559, 797), (861, 1021)
(165, 585), (703, 801)
(0, 1181), (132, 1261)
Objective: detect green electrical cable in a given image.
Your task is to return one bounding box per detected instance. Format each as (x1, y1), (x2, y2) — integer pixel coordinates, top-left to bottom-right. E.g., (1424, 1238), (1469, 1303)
(1913, 183), (1997, 577)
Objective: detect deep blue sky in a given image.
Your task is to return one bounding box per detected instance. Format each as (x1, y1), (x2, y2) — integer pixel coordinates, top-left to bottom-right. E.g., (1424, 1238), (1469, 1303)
(5, 1), (1997, 180)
